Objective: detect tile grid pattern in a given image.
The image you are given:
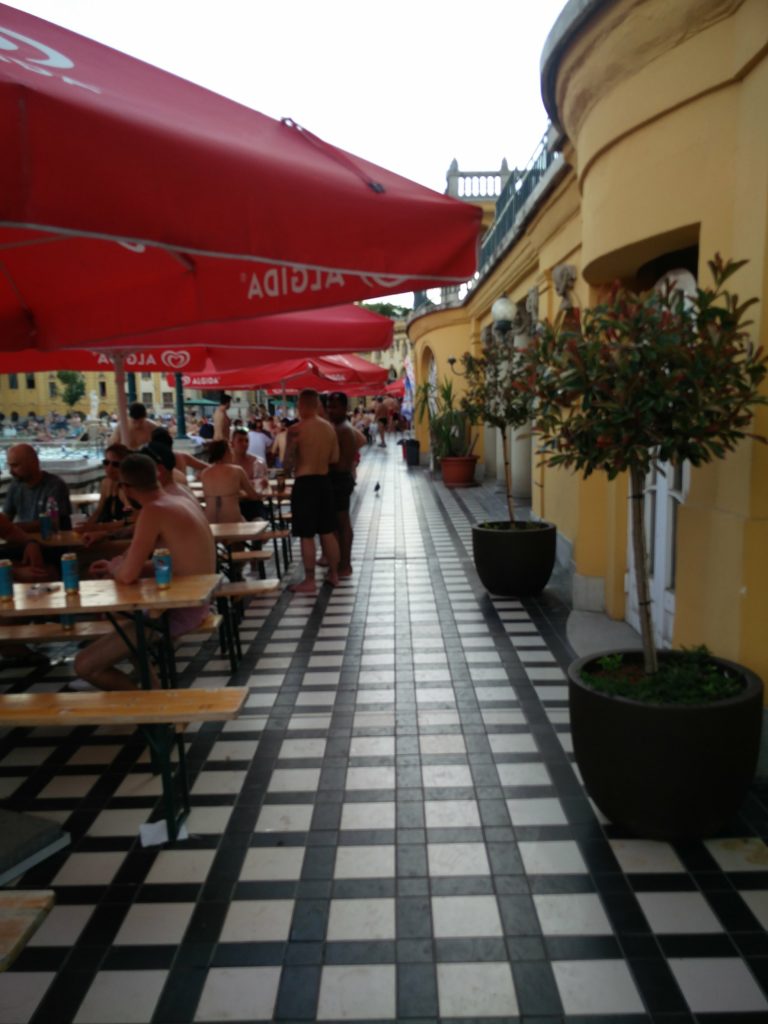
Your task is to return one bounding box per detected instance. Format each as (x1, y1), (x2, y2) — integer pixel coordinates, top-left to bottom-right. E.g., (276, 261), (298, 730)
(0, 443), (767, 1022)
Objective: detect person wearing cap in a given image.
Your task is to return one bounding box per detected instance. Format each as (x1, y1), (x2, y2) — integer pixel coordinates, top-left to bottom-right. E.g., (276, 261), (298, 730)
(150, 427), (208, 479)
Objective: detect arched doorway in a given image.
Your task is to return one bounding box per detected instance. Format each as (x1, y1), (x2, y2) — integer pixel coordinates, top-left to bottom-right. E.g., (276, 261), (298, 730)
(625, 267), (696, 646)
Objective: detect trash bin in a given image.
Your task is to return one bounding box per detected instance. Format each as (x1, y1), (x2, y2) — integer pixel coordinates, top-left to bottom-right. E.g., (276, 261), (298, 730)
(404, 439), (420, 467)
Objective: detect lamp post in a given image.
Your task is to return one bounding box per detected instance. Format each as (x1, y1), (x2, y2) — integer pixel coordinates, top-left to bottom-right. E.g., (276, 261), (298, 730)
(490, 296), (516, 338)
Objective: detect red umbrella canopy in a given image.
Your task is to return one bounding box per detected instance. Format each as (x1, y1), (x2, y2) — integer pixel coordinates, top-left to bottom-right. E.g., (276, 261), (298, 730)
(170, 353), (388, 391)
(0, 305), (394, 372)
(383, 377), (406, 397)
(0, 7), (481, 350)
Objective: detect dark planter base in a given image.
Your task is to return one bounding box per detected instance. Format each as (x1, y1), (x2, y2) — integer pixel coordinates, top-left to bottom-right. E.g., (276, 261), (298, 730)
(568, 650), (764, 839)
(472, 521), (556, 597)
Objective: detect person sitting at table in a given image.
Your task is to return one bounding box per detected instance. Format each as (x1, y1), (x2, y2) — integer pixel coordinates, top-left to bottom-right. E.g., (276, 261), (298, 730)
(231, 428), (269, 520)
(200, 440), (260, 524)
(150, 427), (208, 480)
(0, 513), (55, 583)
(72, 453), (216, 691)
(79, 444), (132, 532)
(3, 444), (72, 531)
(140, 442), (198, 504)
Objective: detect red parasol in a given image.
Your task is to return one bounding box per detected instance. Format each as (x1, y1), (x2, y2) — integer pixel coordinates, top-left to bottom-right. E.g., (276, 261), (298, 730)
(0, 6), (481, 351)
(0, 306), (394, 373)
(169, 353), (388, 391)
(382, 377), (406, 397)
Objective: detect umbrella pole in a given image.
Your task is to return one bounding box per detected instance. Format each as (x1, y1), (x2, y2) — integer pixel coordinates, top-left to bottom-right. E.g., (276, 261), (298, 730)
(112, 353), (130, 446)
(174, 373), (188, 438)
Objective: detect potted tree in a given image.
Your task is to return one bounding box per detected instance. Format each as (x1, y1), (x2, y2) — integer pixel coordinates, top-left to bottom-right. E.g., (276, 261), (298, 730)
(452, 319), (556, 596)
(415, 377), (478, 486)
(530, 255), (767, 838)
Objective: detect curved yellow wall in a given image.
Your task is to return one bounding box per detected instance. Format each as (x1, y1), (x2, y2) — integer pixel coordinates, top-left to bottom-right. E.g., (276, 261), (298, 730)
(549, 0), (768, 681)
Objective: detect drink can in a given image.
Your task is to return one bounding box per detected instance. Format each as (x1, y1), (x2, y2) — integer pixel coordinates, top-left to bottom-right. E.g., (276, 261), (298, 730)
(153, 548), (172, 589)
(61, 552), (80, 594)
(60, 614), (75, 631)
(276, 472), (286, 495)
(39, 513), (52, 540)
(0, 559), (13, 602)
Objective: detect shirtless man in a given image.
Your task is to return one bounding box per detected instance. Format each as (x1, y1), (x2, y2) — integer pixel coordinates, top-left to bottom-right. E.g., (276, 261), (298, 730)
(327, 392), (366, 578)
(374, 397), (388, 447)
(213, 394), (232, 442)
(231, 428), (269, 520)
(141, 443), (199, 504)
(109, 401), (158, 449)
(200, 440), (259, 523)
(73, 453), (216, 691)
(151, 427), (208, 479)
(283, 389), (340, 591)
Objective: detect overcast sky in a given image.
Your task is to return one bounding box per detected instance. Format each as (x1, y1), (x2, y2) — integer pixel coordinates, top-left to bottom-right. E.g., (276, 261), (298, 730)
(5, 0), (566, 194)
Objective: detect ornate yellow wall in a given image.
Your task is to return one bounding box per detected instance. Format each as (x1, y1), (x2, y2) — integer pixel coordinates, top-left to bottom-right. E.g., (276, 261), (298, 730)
(410, 0), (768, 686)
(545, 0), (768, 679)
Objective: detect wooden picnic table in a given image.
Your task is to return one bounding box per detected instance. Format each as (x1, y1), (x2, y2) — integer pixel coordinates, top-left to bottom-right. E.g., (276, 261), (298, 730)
(209, 520), (269, 544)
(0, 575), (221, 691)
(27, 529), (86, 548)
(70, 493), (102, 509)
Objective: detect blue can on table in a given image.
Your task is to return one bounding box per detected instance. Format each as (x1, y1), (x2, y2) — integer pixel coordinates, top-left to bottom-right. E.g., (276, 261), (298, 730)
(61, 552), (79, 594)
(0, 559), (13, 601)
(39, 513), (52, 540)
(153, 548), (172, 589)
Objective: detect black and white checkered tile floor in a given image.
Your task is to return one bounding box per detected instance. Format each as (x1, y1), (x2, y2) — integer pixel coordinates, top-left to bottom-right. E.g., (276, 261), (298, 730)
(2, 440), (768, 1022)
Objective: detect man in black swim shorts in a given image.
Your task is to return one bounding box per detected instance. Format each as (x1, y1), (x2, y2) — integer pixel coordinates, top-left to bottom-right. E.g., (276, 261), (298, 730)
(327, 392), (366, 578)
(283, 390), (341, 592)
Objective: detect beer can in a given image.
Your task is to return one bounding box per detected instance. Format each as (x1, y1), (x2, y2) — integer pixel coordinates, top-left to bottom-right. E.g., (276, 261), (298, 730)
(0, 559), (13, 602)
(61, 552), (80, 594)
(39, 513), (52, 540)
(153, 548), (172, 589)
(60, 615), (75, 631)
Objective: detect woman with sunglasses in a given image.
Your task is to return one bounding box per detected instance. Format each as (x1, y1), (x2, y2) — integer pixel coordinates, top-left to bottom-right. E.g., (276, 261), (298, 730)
(79, 444), (133, 532)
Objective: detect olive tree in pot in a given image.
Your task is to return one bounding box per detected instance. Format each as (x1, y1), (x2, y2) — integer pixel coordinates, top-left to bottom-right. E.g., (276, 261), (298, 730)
(452, 315), (556, 597)
(530, 255), (767, 838)
(415, 377), (478, 486)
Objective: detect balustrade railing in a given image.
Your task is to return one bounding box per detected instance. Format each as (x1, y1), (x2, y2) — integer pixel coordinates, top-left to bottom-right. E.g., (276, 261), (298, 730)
(478, 130), (561, 273)
(446, 159), (512, 199)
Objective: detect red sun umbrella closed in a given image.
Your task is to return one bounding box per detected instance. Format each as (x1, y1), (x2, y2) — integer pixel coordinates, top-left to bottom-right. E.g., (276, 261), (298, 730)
(0, 7), (481, 351)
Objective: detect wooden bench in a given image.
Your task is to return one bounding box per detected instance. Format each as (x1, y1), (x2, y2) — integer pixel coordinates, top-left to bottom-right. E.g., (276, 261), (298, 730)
(260, 528), (293, 577)
(0, 613), (221, 648)
(215, 579), (280, 670)
(227, 548), (273, 581)
(0, 688), (248, 840)
(0, 890), (55, 971)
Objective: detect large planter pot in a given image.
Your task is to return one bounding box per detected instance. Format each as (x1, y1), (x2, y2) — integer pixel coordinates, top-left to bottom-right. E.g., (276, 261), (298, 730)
(440, 455), (478, 487)
(472, 521), (556, 597)
(568, 650), (764, 839)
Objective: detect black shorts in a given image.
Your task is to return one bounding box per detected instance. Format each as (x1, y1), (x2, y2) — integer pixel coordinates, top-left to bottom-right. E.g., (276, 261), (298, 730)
(291, 475), (336, 538)
(329, 471), (355, 513)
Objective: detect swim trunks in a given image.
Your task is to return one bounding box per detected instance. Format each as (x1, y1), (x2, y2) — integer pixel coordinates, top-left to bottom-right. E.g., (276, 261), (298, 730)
(291, 475), (336, 538)
(167, 605), (210, 638)
(328, 470), (355, 513)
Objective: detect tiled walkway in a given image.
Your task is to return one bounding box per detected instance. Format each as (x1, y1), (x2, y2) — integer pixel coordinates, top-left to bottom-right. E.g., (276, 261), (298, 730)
(2, 441), (768, 1022)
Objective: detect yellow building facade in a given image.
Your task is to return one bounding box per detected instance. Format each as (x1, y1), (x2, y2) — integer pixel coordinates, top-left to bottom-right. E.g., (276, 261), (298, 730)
(0, 370), (180, 420)
(409, 0), (768, 687)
